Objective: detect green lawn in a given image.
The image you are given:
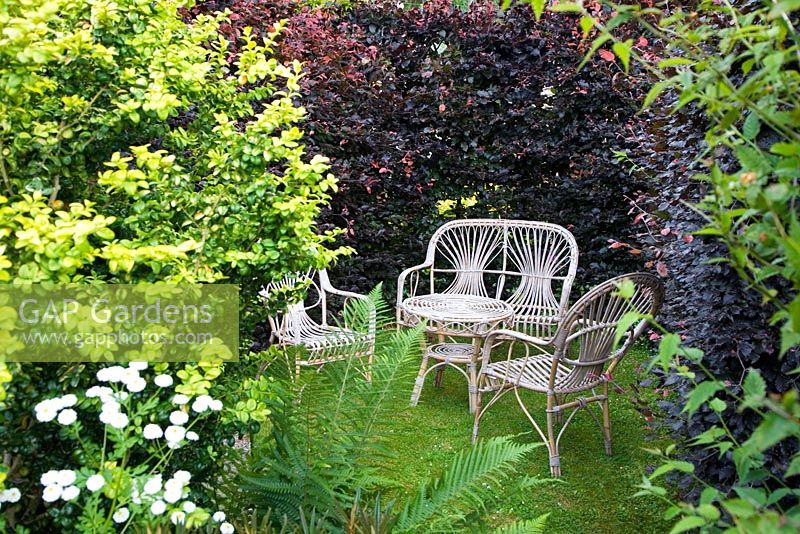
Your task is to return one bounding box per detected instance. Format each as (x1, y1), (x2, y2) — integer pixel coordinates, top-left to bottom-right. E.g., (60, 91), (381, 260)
(377, 344), (671, 533)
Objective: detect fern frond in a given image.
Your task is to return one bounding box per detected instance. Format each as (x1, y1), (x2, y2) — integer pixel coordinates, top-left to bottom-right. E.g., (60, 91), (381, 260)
(491, 514), (550, 534)
(396, 436), (536, 532)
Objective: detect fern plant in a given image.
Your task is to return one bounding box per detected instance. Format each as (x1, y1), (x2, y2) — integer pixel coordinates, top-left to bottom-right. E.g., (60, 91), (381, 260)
(228, 290), (549, 533)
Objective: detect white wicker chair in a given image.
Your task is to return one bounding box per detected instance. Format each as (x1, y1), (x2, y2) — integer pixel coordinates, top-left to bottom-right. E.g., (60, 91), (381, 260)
(260, 269), (375, 379)
(397, 219), (579, 406)
(472, 273), (665, 476)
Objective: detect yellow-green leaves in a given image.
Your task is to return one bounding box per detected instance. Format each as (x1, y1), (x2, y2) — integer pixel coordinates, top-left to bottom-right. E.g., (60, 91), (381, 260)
(530, 0), (546, 20)
(612, 39), (632, 72)
(579, 15), (594, 38)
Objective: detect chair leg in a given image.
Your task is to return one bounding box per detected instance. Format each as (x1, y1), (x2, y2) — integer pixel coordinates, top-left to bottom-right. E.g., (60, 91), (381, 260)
(410, 353), (430, 406)
(602, 383), (612, 455)
(546, 395), (561, 477)
(467, 361), (478, 413)
(364, 348), (374, 384)
(434, 367), (445, 387)
(472, 377), (484, 445)
(433, 334), (445, 387)
(554, 394), (565, 425)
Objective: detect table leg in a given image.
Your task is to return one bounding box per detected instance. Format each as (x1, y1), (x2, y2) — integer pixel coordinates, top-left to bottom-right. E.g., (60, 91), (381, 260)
(434, 333), (445, 387)
(410, 335), (430, 406)
(467, 337), (481, 413)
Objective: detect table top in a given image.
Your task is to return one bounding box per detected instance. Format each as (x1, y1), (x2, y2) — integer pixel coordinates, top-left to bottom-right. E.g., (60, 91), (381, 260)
(401, 293), (514, 325)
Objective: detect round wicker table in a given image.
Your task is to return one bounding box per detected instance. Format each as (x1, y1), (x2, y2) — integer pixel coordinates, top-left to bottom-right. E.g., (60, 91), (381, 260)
(400, 294), (514, 412)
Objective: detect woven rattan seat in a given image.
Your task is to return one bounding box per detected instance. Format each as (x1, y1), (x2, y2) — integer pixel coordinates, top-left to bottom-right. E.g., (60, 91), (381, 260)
(481, 355), (581, 393)
(426, 343), (474, 363)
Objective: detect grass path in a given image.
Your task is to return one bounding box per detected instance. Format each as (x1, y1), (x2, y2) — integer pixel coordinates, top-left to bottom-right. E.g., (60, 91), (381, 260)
(377, 345), (670, 533)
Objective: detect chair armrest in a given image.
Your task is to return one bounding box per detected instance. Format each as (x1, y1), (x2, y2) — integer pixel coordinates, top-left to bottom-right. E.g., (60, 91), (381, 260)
(480, 329), (553, 372)
(396, 261), (433, 307)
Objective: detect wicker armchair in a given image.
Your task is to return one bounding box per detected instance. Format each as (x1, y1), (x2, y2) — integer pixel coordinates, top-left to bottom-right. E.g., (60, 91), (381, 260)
(260, 269), (375, 379)
(397, 219), (579, 406)
(472, 273), (664, 476)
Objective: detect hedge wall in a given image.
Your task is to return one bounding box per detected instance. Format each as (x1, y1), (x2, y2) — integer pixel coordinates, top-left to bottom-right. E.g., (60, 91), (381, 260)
(195, 0), (648, 295)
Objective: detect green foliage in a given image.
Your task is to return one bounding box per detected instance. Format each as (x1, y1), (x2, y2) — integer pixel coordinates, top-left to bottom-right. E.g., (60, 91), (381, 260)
(572, 0), (800, 354)
(565, 1), (800, 531)
(0, 0), (347, 286)
(395, 436), (540, 532)
(235, 292), (422, 526)
(233, 294), (546, 532)
(615, 309), (800, 532)
(0, 357), (276, 531)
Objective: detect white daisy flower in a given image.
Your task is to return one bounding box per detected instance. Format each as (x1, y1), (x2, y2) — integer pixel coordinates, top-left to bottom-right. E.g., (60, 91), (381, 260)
(61, 485), (80, 501)
(154, 374), (173, 387)
(208, 399), (223, 411)
(164, 425), (186, 443)
(100, 399), (121, 414)
(186, 431), (199, 441)
(213, 511), (226, 522)
(169, 411), (188, 425)
(126, 378), (147, 393)
(120, 367), (140, 385)
(129, 361), (148, 370)
(131, 486), (142, 505)
(40, 470), (60, 487)
(0, 488), (21, 503)
(108, 412), (129, 429)
(113, 507), (130, 523)
(57, 470), (76, 487)
(172, 394), (190, 405)
(191, 395), (212, 413)
(171, 510), (186, 525)
(99, 410), (116, 425)
(182, 501), (196, 513)
(34, 401), (58, 422)
(86, 386), (113, 399)
(86, 474), (105, 492)
(42, 485), (62, 503)
(150, 500), (166, 515)
(172, 470), (191, 484)
(97, 366), (126, 383)
(57, 408), (77, 425)
(220, 522), (235, 534)
(163, 487), (182, 503)
(143, 423), (163, 439)
(60, 394), (78, 407)
(143, 476), (162, 495)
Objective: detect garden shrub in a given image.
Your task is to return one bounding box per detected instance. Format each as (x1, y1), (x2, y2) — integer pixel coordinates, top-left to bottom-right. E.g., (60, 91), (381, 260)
(200, 0), (649, 295)
(573, 0), (800, 529)
(0, 0), (345, 530)
(630, 94), (799, 493)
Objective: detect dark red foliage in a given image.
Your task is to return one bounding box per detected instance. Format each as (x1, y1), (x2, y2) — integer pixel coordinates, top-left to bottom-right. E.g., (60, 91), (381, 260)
(193, 0), (647, 294)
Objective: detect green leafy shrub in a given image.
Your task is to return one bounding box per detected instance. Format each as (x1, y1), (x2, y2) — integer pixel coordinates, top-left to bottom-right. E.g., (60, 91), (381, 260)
(566, 0), (800, 530)
(0, 356), (275, 531)
(1, 0), (348, 530)
(0, 0), (346, 290)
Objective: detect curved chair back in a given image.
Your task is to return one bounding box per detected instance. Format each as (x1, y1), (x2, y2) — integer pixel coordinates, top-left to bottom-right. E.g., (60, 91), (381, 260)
(550, 272), (664, 393)
(424, 219), (579, 340)
(261, 269), (329, 344)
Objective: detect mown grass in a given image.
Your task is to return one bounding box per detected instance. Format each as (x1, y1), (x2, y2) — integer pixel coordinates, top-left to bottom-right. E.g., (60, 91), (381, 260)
(377, 344), (671, 533)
